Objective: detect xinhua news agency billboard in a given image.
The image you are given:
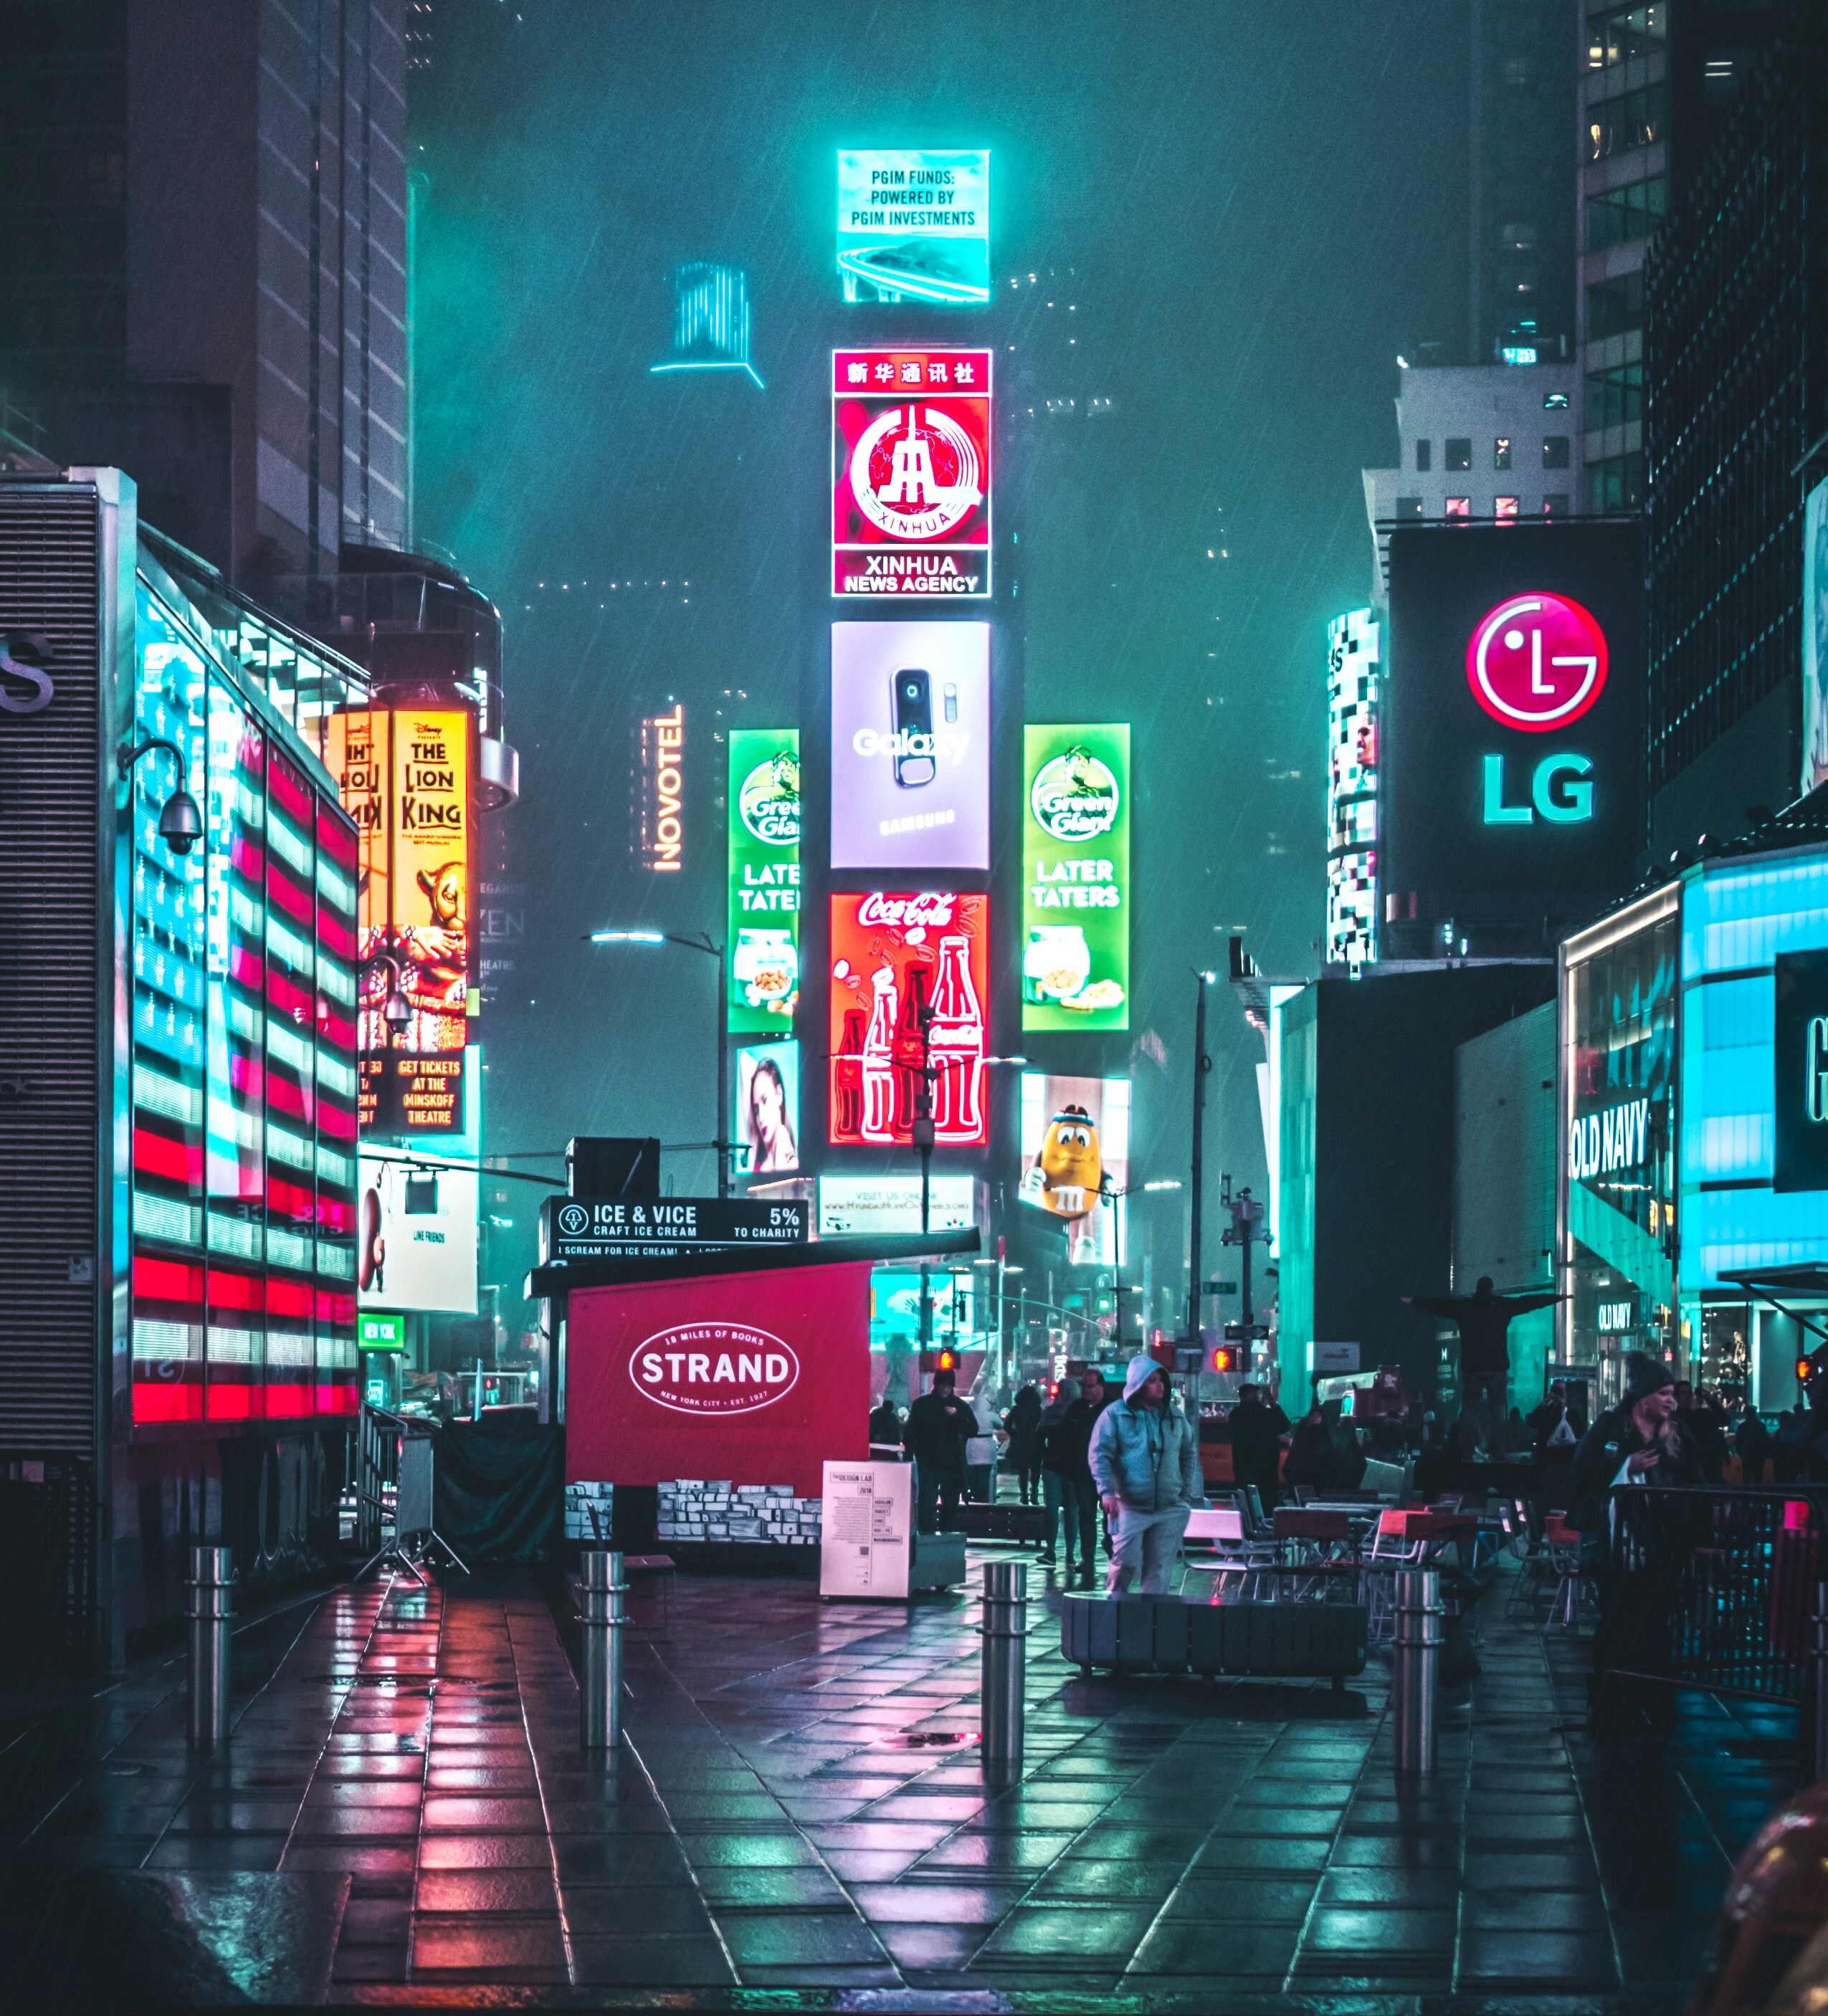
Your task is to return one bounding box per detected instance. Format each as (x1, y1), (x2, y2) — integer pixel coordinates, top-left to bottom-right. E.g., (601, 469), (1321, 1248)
(321, 707), (471, 1136)
(727, 729), (800, 1034)
(1382, 524), (1643, 940)
(833, 349), (991, 599)
(1022, 725), (1129, 1031)
(836, 149), (990, 306)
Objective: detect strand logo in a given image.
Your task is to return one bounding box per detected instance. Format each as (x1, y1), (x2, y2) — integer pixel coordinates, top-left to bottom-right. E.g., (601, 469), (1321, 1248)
(630, 1322), (800, 1415)
(1467, 594), (1607, 730)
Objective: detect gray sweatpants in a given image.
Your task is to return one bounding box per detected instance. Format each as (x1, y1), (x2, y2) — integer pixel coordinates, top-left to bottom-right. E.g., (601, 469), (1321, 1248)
(1106, 1503), (1192, 1595)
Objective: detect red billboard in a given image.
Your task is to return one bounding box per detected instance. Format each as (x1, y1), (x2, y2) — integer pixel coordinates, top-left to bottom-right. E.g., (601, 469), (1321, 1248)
(832, 348), (991, 599)
(829, 892), (989, 1148)
(563, 1262), (872, 1498)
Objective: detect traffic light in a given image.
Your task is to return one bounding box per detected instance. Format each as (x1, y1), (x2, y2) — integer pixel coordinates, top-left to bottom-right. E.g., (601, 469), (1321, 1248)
(918, 1348), (958, 1375)
(1799, 1356), (1814, 1387)
(1211, 1345), (1236, 1375)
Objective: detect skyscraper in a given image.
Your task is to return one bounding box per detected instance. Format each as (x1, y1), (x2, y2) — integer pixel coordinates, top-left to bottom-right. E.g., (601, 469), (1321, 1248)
(0, 1), (409, 580)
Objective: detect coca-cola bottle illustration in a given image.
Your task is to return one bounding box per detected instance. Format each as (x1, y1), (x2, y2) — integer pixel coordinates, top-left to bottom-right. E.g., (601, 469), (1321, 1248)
(861, 965), (898, 1143)
(891, 950), (936, 1135)
(927, 933), (984, 1140)
(832, 1008), (867, 1141)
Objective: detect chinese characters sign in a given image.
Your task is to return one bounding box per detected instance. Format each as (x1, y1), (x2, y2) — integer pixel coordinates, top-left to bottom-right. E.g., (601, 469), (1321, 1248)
(1022, 725), (1129, 1031)
(727, 728), (800, 1033)
(837, 150), (990, 306)
(832, 349), (991, 599)
(829, 892), (989, 1149)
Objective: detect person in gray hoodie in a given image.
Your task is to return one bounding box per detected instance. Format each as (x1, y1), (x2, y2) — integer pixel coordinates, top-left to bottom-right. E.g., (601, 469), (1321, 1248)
(1090, 1354), (1206, 1595)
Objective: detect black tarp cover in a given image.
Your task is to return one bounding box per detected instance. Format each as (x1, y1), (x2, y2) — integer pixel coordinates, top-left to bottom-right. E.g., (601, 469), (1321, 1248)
(434, 1415), (562, 1562)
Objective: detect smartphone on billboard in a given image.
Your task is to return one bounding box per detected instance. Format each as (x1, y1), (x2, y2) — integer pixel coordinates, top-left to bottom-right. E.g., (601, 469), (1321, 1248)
(892, 668), (936, 788)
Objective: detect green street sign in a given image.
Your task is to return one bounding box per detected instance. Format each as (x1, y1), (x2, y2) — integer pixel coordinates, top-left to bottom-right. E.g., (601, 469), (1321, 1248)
(358, 1311), (406, 1352)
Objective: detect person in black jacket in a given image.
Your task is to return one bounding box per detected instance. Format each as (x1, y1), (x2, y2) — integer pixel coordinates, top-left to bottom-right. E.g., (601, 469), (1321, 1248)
(1002, 1385), (1045, 1506)
(1227, 1385), (1290, 1513)
(1570, 1353), (1704, 1534)
(868, 1397), (904, 1451)
(904, 1370), (979, 1534)
(1039, 1367), (1107, 1587)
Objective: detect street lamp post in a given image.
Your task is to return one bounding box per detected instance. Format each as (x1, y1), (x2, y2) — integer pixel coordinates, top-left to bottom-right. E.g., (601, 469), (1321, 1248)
(586, 928), (731, 1198)
(1187, 970), (1217, 1347)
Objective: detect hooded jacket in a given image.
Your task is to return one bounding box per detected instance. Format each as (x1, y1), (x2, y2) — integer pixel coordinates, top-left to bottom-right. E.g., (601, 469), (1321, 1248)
(1089, 1388), (1204, 1512)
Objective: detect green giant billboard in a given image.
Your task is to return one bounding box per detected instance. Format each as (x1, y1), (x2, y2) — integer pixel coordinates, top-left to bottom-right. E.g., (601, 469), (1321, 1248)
(728, 729), (800, 1034)
(1022, 724), (1130, 1033)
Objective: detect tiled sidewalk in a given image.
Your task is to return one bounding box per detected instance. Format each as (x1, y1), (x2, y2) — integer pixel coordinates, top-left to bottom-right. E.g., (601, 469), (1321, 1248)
(0, 1554), (1800, 2007)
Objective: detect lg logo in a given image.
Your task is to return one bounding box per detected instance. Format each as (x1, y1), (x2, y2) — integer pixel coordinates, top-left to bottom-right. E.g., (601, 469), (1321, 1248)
(1468, 593), (1606, 828)
(0, 631), (54, 715)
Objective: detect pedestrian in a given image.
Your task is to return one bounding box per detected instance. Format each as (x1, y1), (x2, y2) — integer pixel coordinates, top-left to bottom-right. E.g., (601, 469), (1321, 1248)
(1569, 1352), (1703, 1534)
(1571, 1351), (1705, 1736)
(1090, 1355), (1206, 1595)
(1283, 1403), (1333, 1496)
(1040, 1367), (1108, 1585)
(1528, 1377), (1586, 1520)
(1227, 1382), (1290, 1514)
(1737, 1405), (1771, 1487)
(1001, 1384), (1044, 1506)
(868, 1395), (903, 1451)
(1673, 1380), (1726, 1483)
(1034, 1381), (1075, 1565)
(1774, 1401), (1811, 1484)
(904, 1368), (979, 1534)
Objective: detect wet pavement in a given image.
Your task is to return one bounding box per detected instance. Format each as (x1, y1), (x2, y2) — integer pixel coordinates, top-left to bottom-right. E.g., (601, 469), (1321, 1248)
(0, 1549), (1800, 2009)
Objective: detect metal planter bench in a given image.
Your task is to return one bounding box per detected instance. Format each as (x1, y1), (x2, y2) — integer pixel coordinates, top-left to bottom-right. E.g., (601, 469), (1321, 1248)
(1061, 1592), (1368, 1688)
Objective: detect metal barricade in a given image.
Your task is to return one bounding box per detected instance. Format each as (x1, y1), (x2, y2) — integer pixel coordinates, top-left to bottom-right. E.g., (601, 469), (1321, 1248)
(1601, 1487), (1828, 1706)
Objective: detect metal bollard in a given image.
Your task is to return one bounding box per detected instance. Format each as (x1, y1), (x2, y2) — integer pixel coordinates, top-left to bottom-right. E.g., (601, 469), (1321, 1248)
(186, 1544), (234, 1748)
(1813, 1582), (1828, 1785)
(980, 1561), (1028, 1770)
(1391, 1567), (1443, 1774)
(579, 1550), (627, 1752)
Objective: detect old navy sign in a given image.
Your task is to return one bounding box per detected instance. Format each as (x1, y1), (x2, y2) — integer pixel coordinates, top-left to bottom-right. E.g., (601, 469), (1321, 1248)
(1569, 1097), (1649, 1183)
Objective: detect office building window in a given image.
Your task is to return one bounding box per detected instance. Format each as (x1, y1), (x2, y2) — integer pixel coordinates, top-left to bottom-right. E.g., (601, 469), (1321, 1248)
(1586, 452), (1644, 514)
(1586, 269), (1644, 340)
(1446, 439), (1472, 472)
(1587, 82), (1666, 161)
(1494, 437), (1513, 471)
(1587, 4), (1666, 72)
(1543, 493), (1570, 518)
(1543, 435), (1571, 469)
(1444, 497), (1472, 520)
(1495, 497), (1520, 522)
(1703, 53), (1743, 105)
(1545, 391), (1571, 410)
(1586, 176), (1667, 252)
(1415, 439), (1431, 472)
(1586, 362), (1643, 431)
(1394, 497), (1425, 520)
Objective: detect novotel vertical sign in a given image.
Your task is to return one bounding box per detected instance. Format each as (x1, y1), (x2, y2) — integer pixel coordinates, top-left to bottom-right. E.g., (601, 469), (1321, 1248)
(638, 704), (685, 872)
(1381, 525), (1644, 939)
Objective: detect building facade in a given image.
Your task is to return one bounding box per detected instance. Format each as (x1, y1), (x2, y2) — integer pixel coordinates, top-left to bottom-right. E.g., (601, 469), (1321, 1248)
(0, 467), (370, 1667)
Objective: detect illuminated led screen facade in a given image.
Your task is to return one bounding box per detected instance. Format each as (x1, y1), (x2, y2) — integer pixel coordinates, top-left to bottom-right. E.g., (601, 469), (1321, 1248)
(1022, 725), (1129, 1031)
(829, 892), (990, 1150)
(1018, 1073), (1130, 1266)
(728, 729), (801, 1034)
(1325, 611), (1379, 968)
(130, 581), (361, 1425)
(832, 349), (991, 599)
(837, 149), (990, 306)
(320, 707), (471, 1137)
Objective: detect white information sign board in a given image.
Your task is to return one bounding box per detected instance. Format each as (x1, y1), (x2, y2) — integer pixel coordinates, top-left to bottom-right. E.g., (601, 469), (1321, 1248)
(819, 1460), (913, 1600)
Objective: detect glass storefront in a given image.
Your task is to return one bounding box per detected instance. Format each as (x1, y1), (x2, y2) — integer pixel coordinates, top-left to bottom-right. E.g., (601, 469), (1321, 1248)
(129, 565), (361, 1427)
(1559, 886), (1679, 1402)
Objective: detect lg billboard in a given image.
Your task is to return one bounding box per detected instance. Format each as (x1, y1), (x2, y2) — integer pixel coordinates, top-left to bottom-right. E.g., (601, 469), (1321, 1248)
(1382, 525), (1644, 949)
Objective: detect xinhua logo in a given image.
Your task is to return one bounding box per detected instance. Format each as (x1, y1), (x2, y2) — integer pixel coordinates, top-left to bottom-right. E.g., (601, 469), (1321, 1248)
(1467, 593), (1607, 730)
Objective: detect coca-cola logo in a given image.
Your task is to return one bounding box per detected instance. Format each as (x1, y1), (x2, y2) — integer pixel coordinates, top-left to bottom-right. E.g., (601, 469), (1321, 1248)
(856, 891), (958, 931)
(629, 1322), (800, 1415)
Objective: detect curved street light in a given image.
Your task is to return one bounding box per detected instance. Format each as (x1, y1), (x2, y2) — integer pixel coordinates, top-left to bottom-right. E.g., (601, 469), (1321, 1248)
(118, 736), (203, 855)
(361, 952), (414, 1033)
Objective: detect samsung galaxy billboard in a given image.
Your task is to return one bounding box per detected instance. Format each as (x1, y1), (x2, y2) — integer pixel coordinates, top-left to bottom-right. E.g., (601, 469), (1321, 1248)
(829, 621), (990, 871)
(1381, 525), (1643, 945)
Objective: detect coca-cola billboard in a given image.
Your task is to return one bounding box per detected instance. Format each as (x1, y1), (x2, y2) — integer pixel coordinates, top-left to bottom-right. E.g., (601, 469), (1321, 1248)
(829, 892), (990, 1149)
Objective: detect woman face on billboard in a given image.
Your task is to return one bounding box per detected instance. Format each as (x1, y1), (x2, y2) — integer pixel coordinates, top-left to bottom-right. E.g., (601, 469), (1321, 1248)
(748, 1057), (798, 1172)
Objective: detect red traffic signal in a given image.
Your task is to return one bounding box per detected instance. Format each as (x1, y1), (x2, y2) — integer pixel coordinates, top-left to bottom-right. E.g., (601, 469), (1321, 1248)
(1799, 1357), (1814, 1386)
(1211, 1346), (1239, 1375)
(919, 1349), (958, 1375)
